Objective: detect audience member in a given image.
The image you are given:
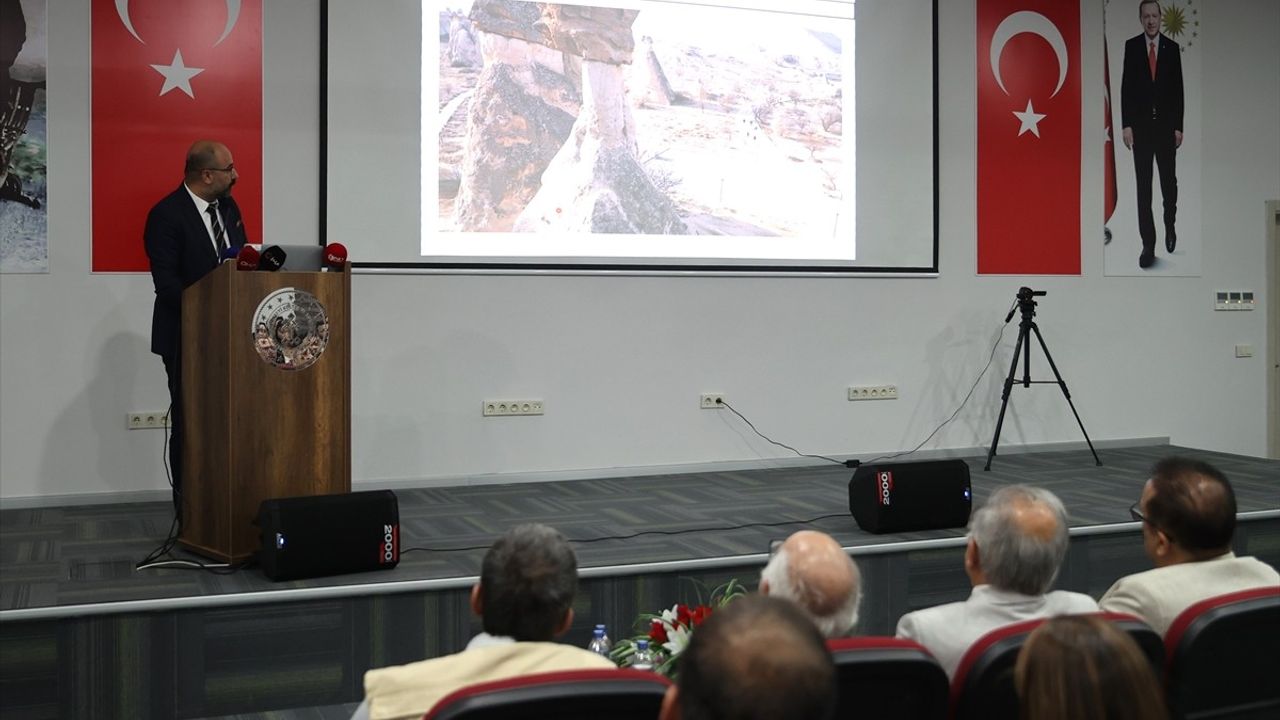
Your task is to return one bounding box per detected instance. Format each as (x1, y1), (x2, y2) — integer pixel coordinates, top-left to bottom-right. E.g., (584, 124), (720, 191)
(1100, 457), (1279, 635)
(1016, 614), (1168, 720)
(353, 524), (613, 720)
(895, 485), (1098, 677)
(659, 594), (836, 720)
(760, 530), (861, 637)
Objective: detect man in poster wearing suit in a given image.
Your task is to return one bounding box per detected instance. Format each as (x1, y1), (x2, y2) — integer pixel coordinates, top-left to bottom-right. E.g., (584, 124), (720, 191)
(1121, 0), (1184, 269)
(145, 140), (249, 515)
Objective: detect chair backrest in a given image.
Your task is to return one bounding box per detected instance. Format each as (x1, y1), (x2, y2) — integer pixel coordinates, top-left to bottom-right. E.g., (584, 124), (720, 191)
(422, 668), (671, 720)
(1164, 586), (1280, 720)
(826, 637), (948, 720)
(949, 617), (1042, 720)
(948, 612), (1164, 720)
(1102, 611), (1166, 674)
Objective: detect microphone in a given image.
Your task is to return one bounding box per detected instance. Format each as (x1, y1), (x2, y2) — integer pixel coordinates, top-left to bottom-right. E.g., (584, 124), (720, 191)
(220, 245), (240, 264)
(323, 243), (348, 272)
(259, 245), (287, 272)
(236, 245), (261, 271)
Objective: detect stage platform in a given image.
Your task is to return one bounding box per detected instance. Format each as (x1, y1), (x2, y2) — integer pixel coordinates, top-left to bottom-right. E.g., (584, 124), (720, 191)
(2, 444), (1278, 719)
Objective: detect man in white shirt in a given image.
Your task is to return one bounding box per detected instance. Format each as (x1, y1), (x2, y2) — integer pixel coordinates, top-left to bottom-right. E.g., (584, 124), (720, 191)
(1100, 457), (1279, 635)
(351, 523), (614, 720)
(895, 485), (1098, 678)
(760, 530), (861, 638)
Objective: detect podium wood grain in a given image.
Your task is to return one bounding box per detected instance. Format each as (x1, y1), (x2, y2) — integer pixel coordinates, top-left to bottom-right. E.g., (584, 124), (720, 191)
(180, 262), (351, 562)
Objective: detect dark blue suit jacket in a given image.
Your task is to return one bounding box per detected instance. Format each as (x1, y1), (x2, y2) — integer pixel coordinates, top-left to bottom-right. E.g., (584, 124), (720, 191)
(1120, 33), (1184, 134)
(145, 185), (249, 358)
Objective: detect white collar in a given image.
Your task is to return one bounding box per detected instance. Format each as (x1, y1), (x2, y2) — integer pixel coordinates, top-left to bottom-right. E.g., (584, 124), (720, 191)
(184, 183), (215, 215)
(465, 633), (515, 650)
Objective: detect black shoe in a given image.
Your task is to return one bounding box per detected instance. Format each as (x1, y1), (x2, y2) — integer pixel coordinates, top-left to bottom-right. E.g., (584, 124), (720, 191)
(1139, 250), (1156, 268)
(1165, 227), (1176, 253)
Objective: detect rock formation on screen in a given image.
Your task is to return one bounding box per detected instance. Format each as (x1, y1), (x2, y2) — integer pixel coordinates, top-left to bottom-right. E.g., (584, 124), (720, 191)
(451, 0), (581, 231)
(629, 36), (676, 108)
(513, 5), (685, 234)
(447, 14), (482, 68)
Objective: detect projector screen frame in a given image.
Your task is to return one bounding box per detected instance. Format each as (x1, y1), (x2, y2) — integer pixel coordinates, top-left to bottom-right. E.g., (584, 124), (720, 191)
(320, 0), (940, 276)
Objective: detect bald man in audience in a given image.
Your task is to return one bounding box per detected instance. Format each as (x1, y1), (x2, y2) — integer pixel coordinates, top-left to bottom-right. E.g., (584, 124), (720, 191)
(1101, 457), (1279, 635)
(760, 530), (862, 637)
(896, 485), (1098, 678)
(659, 594), (837, 720)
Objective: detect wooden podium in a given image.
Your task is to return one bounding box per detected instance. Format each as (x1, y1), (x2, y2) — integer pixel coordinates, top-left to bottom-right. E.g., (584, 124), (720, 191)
(179, 262), (351, 562)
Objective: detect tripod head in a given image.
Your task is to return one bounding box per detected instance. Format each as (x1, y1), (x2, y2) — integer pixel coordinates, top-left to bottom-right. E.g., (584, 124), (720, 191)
(1006, 286), (1047, 323)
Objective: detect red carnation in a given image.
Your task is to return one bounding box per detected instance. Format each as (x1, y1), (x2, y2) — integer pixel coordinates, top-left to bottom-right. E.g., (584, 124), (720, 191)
(676, 604), (694, 628)
(691, 605), (712, 626)
(649, 619), (669, 644)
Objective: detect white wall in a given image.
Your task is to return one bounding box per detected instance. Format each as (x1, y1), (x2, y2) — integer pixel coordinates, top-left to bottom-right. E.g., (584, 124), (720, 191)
(2, 0), (1276, 501)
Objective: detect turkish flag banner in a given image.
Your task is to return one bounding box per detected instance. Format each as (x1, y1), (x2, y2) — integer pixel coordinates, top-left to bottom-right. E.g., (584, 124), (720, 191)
(1103, 39), (1118, 226)
(91, 0), (261, 272)
(976, 0), (1081, 275)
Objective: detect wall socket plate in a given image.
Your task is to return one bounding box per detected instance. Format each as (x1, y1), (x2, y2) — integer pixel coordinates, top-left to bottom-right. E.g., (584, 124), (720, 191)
(700, 393), (726, 409)
(848, 385), (898, 401)
(482, 399), (544, 417)
(1214, 290), (1256, 310)
(127, 411), (171, 429)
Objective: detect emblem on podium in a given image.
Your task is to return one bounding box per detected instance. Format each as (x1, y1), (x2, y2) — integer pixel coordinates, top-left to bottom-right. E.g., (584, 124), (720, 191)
(251, 288), (329, 370)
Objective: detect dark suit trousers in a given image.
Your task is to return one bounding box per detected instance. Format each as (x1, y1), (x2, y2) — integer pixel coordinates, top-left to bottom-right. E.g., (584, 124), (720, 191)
(1132, 127), (1178, 251)
(162, 352), (183, 516)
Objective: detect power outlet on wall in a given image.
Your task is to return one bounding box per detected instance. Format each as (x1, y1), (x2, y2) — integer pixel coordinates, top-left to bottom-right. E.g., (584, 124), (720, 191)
(700, 394), (727, 409)
(482, 400), (545, 417)
(848, 385), (899, 401)
(127, 411), (171, 429)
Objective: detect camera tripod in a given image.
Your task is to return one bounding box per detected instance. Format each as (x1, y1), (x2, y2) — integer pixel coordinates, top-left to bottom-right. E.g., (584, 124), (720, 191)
(984, 288), (1101, 471)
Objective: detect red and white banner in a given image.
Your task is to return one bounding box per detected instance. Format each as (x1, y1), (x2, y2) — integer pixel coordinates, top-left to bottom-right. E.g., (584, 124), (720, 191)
(1103, 39), (1117, 227)
(976, 0), (1080, 275)
(91, 0), (261, 272)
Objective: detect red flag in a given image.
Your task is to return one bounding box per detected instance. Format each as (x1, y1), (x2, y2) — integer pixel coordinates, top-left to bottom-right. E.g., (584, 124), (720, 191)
(91, 0), (262, 272)
(976, 0), (1081, 275)
(1103, 39), (1118, 226)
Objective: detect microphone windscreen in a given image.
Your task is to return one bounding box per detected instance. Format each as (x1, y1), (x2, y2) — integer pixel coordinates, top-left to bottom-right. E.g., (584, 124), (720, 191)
(260, 245), (287, 272)
(324, 242), (348, 271)
(221, 245), (241, 262)
(236, 245), (261, 271)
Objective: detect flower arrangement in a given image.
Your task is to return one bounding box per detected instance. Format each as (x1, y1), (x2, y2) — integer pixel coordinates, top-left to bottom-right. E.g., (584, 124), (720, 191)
(610, 579), (746, 677)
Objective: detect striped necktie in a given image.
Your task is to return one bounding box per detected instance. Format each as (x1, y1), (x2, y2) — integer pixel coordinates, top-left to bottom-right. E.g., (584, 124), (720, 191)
(207, 200), (228, 257)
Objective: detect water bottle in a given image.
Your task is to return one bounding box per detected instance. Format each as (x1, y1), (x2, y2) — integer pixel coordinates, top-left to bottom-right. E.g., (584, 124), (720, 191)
(594, 624), (612, 654)
(631, 639), (655, 671)
(587, 626), (609, 656)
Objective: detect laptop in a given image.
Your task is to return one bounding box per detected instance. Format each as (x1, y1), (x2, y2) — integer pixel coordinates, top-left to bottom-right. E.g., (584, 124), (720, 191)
(274, 244), (325, 271)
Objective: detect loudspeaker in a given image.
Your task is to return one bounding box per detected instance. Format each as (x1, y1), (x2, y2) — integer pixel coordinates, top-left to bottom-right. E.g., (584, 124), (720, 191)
(848, 460), (972, 534)
(256, 490), (400, 581)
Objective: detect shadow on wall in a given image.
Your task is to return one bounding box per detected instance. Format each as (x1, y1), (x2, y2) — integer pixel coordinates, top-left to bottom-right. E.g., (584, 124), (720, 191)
(39, 331), (159, 500)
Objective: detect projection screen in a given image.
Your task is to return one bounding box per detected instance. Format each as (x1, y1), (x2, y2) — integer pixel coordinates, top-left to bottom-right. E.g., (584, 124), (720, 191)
(325, 0), (937, 273)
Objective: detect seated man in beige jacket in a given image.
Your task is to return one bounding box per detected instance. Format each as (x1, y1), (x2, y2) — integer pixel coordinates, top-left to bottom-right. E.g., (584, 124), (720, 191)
(352, 523), (614, 720)
(1101, 457), (1279, 636)
(895, 485), (1099, 678)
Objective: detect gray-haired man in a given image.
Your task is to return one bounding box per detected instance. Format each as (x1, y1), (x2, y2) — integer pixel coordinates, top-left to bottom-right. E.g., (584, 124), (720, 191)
(895, 485), (1097, 677)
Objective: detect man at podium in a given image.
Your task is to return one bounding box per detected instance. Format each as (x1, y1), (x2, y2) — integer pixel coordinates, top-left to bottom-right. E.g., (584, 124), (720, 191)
(144, 140), (250, 514)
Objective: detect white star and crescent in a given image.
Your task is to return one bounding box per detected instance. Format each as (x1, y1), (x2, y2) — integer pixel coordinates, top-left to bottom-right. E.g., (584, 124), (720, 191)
(1013, 100), (1046, 137)
(151, 49), (205, 98)
(117, 0), (243, 98)
(989, 11), (1070, 139)
(115, 0), (243, 46)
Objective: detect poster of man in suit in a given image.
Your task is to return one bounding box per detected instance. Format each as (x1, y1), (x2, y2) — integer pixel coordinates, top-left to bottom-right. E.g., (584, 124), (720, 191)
(1104, 0), (1201, 276)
